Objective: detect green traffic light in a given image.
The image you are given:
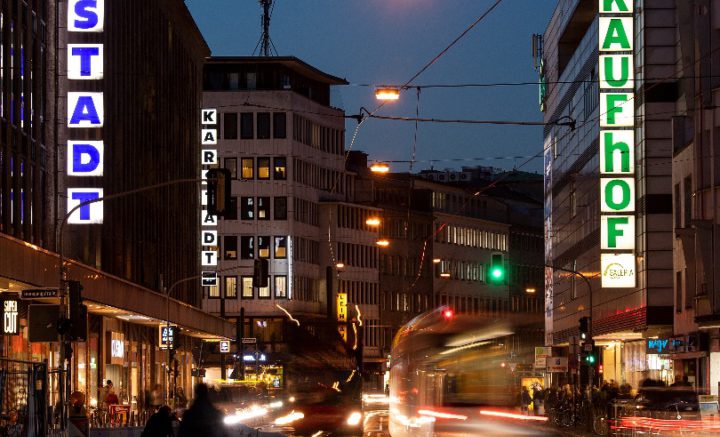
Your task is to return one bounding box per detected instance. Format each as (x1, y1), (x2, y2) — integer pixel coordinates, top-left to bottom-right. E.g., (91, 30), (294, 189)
(586, 355), (596, 364)
(491, 267), (503, 279)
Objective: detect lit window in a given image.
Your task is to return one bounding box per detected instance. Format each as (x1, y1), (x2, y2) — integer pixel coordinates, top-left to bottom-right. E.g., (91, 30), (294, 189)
(208, 284), (220, 299)
(225, 276), (237, 298)
(258, 280), (271, 299)
(257, 197), (270, 220)
(241, 276), (253, 299)
(257, 157), (270, 180)
(258, 236), (270, 259)
(275, 276), (287, 298)
(241, 158), (254, 179)
(240, 236), (254, 259)
(240, 197), (254, 220)
(273, 157), (287, 180)
(224, 236), (237, 260)
(274, 236), (287, 259)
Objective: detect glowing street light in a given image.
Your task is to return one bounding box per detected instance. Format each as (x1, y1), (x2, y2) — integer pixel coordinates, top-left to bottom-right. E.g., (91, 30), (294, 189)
(376, 239), (390, 248)
(440, 272), (451, 278)
(336, 262), (345, 269)
(375, 87), (400, 101)
(525, 287), (536, 294)
(433, 258), (442, 264)
(370, 162), (390, 174)
(365, 217), (381, 227)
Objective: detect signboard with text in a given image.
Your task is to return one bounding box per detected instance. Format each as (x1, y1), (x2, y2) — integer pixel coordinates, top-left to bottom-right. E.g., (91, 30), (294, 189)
(2, 297), (19, 335)
(159, 326), (176, 350)
(534, 346), (552, 369)
(547, 357), (568, 373)
(599, 0), (636, 289)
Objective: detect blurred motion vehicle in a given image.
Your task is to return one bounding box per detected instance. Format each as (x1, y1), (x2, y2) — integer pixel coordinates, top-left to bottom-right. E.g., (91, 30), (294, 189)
(388, 307), (544, 437)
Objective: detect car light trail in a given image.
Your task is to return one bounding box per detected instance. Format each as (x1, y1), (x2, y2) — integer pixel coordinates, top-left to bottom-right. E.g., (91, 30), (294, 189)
(418, 409), (468, 420)
(479, 409), (549, 422)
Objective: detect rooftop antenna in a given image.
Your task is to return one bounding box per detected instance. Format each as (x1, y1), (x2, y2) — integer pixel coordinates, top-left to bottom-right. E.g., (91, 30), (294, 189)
(253, 0), (279, 56)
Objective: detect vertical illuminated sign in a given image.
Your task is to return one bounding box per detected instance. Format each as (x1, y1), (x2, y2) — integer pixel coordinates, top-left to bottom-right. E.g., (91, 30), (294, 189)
(66, 0), (105, 224)
(3, 300), (18, 335)
(337, 292), (348, 341)
(201, 109), (218, 286)
(599, 0), (636, 288)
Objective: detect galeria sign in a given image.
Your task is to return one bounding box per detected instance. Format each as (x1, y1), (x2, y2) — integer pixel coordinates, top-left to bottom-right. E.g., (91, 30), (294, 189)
(599, 0), (635, 288)
(67, 0), (105, 224)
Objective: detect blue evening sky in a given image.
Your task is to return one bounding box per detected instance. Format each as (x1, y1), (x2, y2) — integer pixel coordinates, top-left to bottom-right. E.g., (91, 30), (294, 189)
(185, 0), (555, 173)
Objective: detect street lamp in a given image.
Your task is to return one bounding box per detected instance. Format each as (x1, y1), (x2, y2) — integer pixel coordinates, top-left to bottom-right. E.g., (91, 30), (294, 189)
(376, 239), (390, 248)
(370, 162), (390, 174)
(375, 87), (400, 101)
(365, 217), (381, 227)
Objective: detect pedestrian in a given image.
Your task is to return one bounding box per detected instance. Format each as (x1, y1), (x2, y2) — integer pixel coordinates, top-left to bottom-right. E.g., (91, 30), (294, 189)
(141, 405), (174, 437)
(103, 380), (119, 408)
(521, 386), (532, 414)
(3, 409), (23, 437)
(532, 384), (544, 416)
(177, 383), (225, 437)
(151, 384), (164, 411)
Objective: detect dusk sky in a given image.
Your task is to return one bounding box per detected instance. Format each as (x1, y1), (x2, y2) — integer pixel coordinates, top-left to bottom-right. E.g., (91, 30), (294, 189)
(186, 0), (555, 173)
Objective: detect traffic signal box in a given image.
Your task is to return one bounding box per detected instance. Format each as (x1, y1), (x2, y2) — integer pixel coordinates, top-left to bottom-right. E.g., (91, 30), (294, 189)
(488, 253), (506, 284)
(253, 259), (269, 288)
(206, 168), (232, 217)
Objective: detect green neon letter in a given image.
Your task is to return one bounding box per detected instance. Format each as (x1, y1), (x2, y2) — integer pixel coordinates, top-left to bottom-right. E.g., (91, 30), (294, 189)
(603, 56), (630, 88)
(602, 19), (631, 50)
(605, 94), (629, 125)
(606, 216), (629, 248)
(602, 0), (630, 13)
(605, 179), (632, 210)
(603, 132), (631, 173)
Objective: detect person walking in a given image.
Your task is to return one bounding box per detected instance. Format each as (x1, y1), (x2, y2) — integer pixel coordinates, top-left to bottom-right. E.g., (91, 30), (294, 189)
(521, 386), (532, 414)
(141, 405), (174, 437)
(177, 384), (225, 437)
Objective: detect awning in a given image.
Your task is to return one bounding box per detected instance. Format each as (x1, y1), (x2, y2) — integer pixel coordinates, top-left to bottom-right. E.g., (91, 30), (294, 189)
(0, 233), (233, 340)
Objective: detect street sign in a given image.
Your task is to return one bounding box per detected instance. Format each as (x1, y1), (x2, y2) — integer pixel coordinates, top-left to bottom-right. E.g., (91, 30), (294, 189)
(241, 337), (256, 344)
(21, 289), (58, 299)
(547, 357), (568, 373)
(534, 346), (552, 369)
(219, 340), (230, 353)
(159, 325), (177, 350)
(201, 271), (217, 287)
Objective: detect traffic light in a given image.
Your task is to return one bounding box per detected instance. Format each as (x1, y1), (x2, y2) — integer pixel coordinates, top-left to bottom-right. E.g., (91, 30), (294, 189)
(68, 280), (87, 341)
(584, 348), (598, 366)
(488, 253), (505, 284)
(253, 259), (269, 288)
(442, 308), (454, 320)
(579, 316), (590, 340)
(206, 168), (232, 217)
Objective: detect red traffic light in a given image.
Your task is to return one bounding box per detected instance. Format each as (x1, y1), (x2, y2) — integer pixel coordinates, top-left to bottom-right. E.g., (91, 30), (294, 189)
(443, 309), (454, 320)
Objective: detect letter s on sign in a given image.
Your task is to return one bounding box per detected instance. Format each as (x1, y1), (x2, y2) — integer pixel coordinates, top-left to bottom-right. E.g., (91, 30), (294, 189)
(68, 0), (105, 32)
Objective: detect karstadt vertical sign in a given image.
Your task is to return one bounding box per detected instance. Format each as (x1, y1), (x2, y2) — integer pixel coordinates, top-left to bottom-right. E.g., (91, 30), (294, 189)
(599, 0), (636, 288)
(66, 0), (105, 224)
(200, 109), (218, 287)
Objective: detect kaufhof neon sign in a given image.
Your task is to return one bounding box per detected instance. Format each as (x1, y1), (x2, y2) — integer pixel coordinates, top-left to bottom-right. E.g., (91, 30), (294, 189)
(66, 0), (105, 224)
(599, 0), (635, 288)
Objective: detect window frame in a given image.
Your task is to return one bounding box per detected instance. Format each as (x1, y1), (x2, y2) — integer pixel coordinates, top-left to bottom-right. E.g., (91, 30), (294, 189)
(241, 158), (254, 180)
(274, 236), (287, 259)
(273, 157), (287, 180)
(257, 235), (271, 259)
(258, 279), (271, 299)
(240, 236), (255, 260)
(241, 276), (254, 299)
(257, 157), (271, 180)
(223, 112), (238, 140)
(274, 197), (287, 220)
(257, 112), (271, 139)
(240, 112), (254, 139)
(274, 276), (287, 299)
(257, 197), (271, 221)
(225, 276), (238, 299)
(240, 196), (255, 220)
(223, 235), (238, 260)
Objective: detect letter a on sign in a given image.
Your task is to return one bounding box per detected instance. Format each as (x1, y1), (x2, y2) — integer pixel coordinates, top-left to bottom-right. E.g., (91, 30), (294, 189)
(68, 92), (104, 127)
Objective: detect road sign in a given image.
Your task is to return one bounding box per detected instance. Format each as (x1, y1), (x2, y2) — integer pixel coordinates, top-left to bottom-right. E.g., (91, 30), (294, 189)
(547, 357), (568, 373)
(159, 325), (177, 350)
(241, 337), (256, 344)
(219, 340), (230, 353)
(201, 271), (217, 287)
(21, 289), (58, 299)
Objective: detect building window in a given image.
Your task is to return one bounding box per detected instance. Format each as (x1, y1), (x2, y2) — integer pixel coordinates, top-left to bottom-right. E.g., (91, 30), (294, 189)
(208, 284), (220, 299)
(225, 197), (238, 221)
(257, 112), (271, 139)
(241, 236), (255, 259)
(224, 157), (237, 179)
(683, 176), (692, 227)
(225, 276), (238, 299)
(241, 276), (253, 299)
(224, 112), (238, 140)
(274, 197), (287, 220)
(273, 157), (287, 180)
(275, 276), (287, 298)
(241, 197), (254, 220)
(273, 112), (286, 138)
(257, 197), (270, 220)
(258, 236), (270, 258)
(684, 267), (692, 309)
(240, 113), (254, 139)
(241, 158), (254, 179)
(257, 158), (270, 180)
(274, 236), (287, 259)
(676, 271), (682, 313)
(258, 280), (271, 299)
(224, 236), (237, 260)
(674, 183), (681, 228)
